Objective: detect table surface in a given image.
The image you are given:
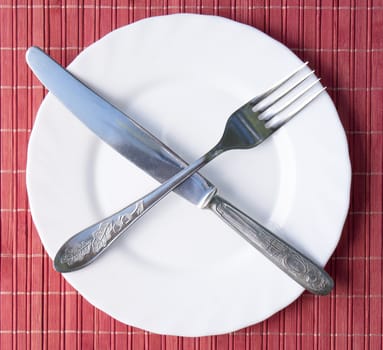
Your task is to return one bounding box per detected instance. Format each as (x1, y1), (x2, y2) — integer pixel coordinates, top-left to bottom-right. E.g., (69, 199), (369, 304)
(0, 1), (382, 349)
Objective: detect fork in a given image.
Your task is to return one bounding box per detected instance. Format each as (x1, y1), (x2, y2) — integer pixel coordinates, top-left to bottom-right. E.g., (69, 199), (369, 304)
(54, 64), (332, 293)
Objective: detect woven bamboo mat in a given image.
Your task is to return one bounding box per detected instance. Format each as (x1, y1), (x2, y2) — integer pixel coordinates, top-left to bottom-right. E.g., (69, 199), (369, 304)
(0, 1), (382, 349)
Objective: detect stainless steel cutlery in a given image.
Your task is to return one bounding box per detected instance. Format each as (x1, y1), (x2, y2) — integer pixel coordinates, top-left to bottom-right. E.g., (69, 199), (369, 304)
(26, 46), (333, 295)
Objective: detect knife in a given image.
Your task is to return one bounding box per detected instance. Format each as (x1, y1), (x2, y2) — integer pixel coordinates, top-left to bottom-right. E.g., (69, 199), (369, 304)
(26, 46), (333, 295)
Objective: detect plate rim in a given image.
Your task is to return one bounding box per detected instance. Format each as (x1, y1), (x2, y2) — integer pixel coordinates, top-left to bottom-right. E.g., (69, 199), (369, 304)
(26, 13), (351, 336)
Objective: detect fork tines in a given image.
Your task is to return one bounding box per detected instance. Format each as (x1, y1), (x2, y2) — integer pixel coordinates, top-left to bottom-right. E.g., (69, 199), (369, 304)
(251, 63), (326, 130)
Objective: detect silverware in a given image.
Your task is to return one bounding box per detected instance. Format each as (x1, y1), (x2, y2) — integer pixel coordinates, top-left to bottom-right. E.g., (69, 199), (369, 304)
(26, 47), (333, 295)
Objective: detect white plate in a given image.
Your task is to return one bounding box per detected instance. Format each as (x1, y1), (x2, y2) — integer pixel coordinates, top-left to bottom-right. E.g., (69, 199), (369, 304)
(27, 14), (351, 336)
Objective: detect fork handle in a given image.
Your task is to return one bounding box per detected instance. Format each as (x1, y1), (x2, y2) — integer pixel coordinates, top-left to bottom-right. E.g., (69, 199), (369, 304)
(54, 147), (222, 272)
(208, 195), (334, 295)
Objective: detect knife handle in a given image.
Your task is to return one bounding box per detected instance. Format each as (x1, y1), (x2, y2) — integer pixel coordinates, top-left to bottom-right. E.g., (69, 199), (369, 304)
(208, 195), (334, 295)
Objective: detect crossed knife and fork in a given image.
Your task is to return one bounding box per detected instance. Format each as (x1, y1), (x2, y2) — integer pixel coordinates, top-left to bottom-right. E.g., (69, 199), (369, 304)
(26, 46), (333, 295)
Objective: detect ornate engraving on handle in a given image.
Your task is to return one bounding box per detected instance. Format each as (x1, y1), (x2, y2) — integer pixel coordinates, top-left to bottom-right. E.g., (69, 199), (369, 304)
(60, 200), (144, 266)
(214, 200), (331, 293)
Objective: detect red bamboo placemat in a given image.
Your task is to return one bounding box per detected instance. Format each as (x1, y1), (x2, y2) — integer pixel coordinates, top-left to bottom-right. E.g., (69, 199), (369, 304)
(1, 0), (382, 349)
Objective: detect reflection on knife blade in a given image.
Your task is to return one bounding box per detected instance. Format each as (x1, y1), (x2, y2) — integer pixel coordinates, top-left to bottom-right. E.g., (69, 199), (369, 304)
(26, 46), (333, 295)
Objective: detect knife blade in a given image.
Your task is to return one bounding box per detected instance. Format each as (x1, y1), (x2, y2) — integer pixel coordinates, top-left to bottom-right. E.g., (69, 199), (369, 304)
(26, 46), (333, 295)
